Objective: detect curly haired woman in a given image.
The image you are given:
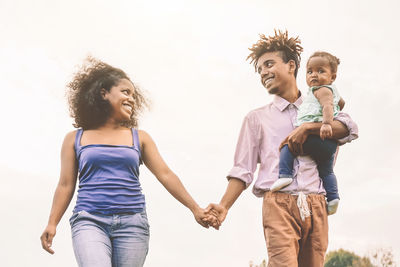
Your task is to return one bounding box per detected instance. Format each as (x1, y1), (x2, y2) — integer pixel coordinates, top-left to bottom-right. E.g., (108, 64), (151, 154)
(40, 57), (213, 267)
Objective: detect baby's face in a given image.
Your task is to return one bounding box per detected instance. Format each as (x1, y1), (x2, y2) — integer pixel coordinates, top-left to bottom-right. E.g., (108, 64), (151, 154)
(306, 56), (336, 87)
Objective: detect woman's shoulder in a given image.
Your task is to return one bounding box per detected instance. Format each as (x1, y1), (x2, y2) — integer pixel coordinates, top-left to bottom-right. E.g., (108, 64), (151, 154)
(58, 130), (80, 151)
(63, 129), (80, 144)
(137, 129), (151, 141)
(65, 129), (79, 139)
(136, 129), (155, 153)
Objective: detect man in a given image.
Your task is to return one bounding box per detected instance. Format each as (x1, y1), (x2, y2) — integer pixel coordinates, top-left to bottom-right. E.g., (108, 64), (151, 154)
(205, 30), (358, 266)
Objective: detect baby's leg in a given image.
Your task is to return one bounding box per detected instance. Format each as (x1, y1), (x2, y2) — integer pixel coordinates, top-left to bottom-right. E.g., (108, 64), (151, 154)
(271, 145), (295, 191)
(279, 145), (295, 178)
(317, 155), (339, 202)
(302, 135), (338, 201)
(302, 135), (337, 162)
(302, 135), (340, 214)
(317, 155), (340, 215)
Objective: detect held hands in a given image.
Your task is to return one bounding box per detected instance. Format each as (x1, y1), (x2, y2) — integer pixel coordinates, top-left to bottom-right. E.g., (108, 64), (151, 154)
(40, 224), (56, 254)
(192, 205), (223, 229)
(192, 203), (227, 230)
(203, 203), (228, 230)
(320, 123), (333, 140)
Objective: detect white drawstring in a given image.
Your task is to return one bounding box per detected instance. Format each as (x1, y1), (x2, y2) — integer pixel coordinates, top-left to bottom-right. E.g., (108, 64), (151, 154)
(297, 192), (311, 221)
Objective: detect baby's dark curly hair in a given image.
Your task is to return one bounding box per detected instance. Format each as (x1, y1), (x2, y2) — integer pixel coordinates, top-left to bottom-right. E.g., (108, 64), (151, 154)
(247, 30), (303, 77)
(67, 57), (148, 130)
(308, 51), (340, 74)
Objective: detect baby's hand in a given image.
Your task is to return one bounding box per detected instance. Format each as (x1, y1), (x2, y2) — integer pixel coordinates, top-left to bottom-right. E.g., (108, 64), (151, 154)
(320, 123), (332, 140)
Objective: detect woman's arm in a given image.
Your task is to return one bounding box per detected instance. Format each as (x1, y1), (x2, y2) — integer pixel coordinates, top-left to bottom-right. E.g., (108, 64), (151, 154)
(313, 86), (334, 140)
(139, 130), (209, 228)
(40, 131), (78, 254)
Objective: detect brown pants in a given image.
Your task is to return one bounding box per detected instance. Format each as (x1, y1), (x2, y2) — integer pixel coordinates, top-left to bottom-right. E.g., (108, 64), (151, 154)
(263, 191), (328, 267)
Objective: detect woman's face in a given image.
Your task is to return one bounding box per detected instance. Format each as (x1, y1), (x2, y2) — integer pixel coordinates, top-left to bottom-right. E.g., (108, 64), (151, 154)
(102, 78), (135, 122)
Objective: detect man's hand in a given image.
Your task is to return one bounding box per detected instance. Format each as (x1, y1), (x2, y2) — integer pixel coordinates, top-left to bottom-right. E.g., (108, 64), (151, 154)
(320, 123), (333, 140)
(204, 203), (228, 230)
(279, 124), (310, 155)
(202, 208), (220, 229)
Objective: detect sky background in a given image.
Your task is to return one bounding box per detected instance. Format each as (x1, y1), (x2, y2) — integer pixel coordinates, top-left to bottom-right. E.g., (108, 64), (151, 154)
(1, 0), (399, 266)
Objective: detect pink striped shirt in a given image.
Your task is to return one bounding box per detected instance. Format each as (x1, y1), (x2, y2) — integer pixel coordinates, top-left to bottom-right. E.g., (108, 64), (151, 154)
(227, 94), (358, 197)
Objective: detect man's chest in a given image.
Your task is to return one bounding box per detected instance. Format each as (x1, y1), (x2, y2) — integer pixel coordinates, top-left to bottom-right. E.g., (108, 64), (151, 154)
(259, 110), (297, 148)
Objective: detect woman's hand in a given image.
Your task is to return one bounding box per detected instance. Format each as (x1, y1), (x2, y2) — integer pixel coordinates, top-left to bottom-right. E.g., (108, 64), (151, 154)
(204, 203), (228, 230)
(192, 206), (212, 228)
(40, 224), (57, 254)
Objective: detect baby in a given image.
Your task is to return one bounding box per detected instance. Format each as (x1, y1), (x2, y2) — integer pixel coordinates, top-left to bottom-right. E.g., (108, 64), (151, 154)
(271, 51), (345, 215)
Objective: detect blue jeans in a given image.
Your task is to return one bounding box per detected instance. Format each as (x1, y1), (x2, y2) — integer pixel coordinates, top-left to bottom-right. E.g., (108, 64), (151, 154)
(69, 210), (150, 267)
(279, 135), (339, 201)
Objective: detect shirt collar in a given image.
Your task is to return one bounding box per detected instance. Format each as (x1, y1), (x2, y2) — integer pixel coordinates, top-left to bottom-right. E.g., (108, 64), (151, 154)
(272, 91), (303, 111)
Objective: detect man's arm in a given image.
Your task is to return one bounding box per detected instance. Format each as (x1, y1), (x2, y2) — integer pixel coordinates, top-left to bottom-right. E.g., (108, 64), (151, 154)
(334, 112), (359, 145)
(282, 120), (349, 155)
(304, 120), (348, 139)
(205, 178), (246, 229)
(205, 113), (259, 229)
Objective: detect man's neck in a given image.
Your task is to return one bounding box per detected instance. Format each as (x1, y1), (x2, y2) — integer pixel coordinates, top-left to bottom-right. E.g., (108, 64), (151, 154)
(278, 82), (300, 103)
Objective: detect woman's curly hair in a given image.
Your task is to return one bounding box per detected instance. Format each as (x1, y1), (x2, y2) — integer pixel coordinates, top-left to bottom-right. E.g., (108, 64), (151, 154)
(247, 30), (303, 77)
(67, 57), (148, 130)
(308, 51), (340, 74)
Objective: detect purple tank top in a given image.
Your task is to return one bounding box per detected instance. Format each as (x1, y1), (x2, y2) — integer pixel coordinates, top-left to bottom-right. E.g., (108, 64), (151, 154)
(73, 128), (145, 214)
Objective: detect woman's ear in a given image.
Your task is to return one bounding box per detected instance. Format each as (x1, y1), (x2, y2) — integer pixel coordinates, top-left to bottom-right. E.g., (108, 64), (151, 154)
(101, 88), (108, 100)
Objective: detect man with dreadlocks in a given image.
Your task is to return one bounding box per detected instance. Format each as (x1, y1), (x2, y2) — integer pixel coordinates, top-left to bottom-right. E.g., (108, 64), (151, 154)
(204, 30), (358, 266)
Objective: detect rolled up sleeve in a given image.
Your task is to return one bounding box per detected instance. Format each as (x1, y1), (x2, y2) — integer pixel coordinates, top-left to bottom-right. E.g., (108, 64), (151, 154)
(334, 112), (359, 145)
(227, 113), (260, 188)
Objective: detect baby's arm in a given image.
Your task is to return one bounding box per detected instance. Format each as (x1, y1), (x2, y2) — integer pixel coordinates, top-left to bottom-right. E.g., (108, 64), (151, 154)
(313, 87), (334, 140)
(338, 97), (345, 110)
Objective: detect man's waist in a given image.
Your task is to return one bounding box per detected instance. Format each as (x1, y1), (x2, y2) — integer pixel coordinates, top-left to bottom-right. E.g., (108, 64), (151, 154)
(252, 183), (325, 198)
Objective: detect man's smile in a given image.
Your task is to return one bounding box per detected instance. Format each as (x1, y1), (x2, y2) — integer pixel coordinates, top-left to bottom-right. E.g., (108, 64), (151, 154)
(263, 76), (274, 87)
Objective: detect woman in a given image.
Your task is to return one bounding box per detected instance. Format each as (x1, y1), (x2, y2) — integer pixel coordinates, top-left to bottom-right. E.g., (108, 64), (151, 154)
(40, 57), (212, 267)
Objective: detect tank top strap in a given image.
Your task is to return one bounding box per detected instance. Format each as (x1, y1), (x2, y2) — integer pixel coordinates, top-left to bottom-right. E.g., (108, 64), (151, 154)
(74, 129), (84, 151)
(131, 128), (142, 164)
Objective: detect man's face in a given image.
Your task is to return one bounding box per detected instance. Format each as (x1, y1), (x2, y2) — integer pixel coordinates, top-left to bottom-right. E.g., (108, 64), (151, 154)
(256, 51), (294, 95)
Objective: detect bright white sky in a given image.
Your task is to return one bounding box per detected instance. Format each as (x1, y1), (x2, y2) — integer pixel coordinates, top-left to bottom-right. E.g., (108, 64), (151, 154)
(1, 0), (399, 266)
